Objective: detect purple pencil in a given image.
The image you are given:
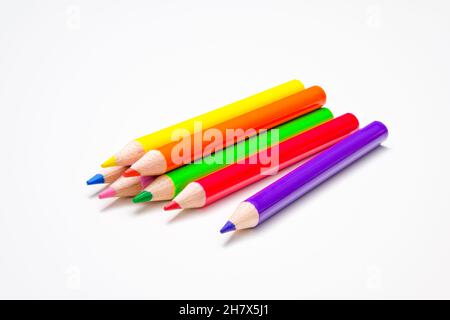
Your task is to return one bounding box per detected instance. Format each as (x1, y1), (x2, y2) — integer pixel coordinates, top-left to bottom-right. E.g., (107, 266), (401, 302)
(220, 121), (388, 233)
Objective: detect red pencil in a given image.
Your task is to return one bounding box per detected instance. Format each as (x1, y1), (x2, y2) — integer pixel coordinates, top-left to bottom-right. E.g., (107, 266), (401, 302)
(164, 113), (359, 210)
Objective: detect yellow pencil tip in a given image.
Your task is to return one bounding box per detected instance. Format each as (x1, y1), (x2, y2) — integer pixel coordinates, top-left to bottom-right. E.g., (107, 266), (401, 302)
(101, 156), (117, 168)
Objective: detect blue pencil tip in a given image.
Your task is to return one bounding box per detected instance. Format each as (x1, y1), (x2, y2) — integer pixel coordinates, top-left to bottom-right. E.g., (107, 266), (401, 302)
(220, 221), (236, 234)
(86, 174), (104, 185)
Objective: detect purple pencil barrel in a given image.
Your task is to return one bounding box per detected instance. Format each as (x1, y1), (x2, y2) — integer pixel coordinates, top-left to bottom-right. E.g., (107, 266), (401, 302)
(221, 121), (388, 233)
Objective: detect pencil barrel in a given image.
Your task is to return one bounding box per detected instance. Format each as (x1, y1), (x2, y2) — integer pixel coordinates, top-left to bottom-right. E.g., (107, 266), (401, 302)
(201, 113), (360, 206)
(161, 85), (327, 171)
(135, 80), (305, 151)
(251, 121), (388, 225)
(168, 108), (334, 195)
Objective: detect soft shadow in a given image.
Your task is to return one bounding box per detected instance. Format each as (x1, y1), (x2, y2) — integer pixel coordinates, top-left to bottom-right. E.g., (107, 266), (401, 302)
(221, 145), (389, 246)
(100, 197), (134, 212)
(166, 207), (212, 224)
(88, 185), (110, 198)
(166, 198), (224, 223)
(222, 229), (253, 247)
(133, 201), (165, 215)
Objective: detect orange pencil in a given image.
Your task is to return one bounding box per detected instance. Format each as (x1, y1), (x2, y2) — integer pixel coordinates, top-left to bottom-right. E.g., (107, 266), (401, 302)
(124, 86), (327, 177)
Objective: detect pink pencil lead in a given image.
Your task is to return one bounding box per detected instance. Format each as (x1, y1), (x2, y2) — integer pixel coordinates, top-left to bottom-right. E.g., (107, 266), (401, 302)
(98, 187), (116, 199)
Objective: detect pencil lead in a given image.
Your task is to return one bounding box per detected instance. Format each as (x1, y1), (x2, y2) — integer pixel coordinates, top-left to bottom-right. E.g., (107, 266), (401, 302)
(220, 221), (236, 234)
(101, 156), (117, 168)
(86, 174), (104, 185)
(164, 201), (181, 211)
(98, 187), (116, 199)
(123, 168), (140, 177)
(132, 191), (152, 203)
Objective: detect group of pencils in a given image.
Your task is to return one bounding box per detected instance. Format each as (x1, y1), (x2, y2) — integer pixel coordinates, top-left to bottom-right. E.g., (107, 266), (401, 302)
(87, 80), (388, 233)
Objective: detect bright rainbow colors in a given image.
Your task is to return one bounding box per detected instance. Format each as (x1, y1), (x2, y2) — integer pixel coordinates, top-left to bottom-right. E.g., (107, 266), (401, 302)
(87, 80), (388, 235)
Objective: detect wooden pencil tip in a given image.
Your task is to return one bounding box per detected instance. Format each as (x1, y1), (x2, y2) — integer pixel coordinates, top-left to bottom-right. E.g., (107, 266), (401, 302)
(98, 187), (116, 199)
(101, 156), (117, 168)
(164, 201), (181, 211)
(86, 174), (104, 185)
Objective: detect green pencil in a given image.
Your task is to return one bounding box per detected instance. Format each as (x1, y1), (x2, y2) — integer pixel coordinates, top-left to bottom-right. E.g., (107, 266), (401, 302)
(132, 108), (333, 203)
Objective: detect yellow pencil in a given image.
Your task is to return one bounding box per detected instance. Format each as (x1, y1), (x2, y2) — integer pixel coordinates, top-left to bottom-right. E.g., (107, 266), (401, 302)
(101, 80), (304, 167)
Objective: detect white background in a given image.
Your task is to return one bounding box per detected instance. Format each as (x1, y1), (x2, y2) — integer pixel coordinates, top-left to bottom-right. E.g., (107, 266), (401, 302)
(0, 0), (449, 299)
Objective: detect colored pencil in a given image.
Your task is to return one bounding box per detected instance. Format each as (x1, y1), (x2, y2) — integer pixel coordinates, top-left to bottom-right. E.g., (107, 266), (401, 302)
(219, 121), (388, 233)
(124, 86), (327, 177)
(86, 166), (127, 185)
(98, 175), (154, 199)
(132, 108), (333, 203)
(101, 80), (304, 167)
(165, 113), (359, 210)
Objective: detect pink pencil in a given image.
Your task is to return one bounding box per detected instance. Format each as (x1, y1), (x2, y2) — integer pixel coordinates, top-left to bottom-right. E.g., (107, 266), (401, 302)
(98, 176), (154, 199)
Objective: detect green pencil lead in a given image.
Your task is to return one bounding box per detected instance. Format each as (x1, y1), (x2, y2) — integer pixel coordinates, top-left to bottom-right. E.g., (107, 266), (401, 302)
(132, 191), (153, 203)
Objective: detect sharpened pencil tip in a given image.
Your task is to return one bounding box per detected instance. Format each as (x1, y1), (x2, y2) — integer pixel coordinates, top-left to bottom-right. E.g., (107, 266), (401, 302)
(123, 168), (140, 177)
(86, 174), (104, 185)
(164, 201), (181, 211)
(220, 221), (236, 234)
(98, 187), (116, 199)
(132, 191), (152, 203)
(101, 156), (117, 168)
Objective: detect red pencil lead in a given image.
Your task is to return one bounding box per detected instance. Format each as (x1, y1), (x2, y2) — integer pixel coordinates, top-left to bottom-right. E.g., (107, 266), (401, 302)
(123, 168), (140, 177)
(164, 201), (181, 211)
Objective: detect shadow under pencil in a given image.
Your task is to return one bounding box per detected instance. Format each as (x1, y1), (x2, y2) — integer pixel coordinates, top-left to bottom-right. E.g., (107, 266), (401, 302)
(100, 197), (134, 212)
(221, 145), (390, 246)
(133, 201), (165, 215)
(166, 204), (218, 224)
(88, 184), (110, 198)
